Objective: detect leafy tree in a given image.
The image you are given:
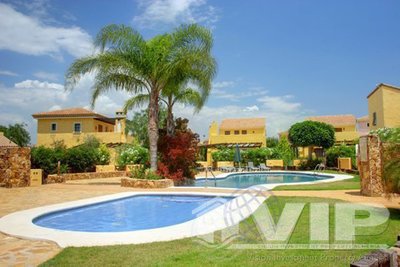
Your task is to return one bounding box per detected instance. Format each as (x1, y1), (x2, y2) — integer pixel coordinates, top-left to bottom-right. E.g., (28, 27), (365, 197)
(288, 120), (335, 159)
(0, 123), (30, 147)
(275, 137), (294, 168)
(266, 137), (279, 148)
(66, 24), (216, 170)
(158, 118), (200, 182)
(125, 108), (167, 148)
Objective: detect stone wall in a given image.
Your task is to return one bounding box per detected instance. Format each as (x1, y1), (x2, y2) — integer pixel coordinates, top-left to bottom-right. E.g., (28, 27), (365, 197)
(358, 135), (384, 196)
(0, 147), (31, 188)
(47, 171), (126, 184)
(121, 177), (174, 188)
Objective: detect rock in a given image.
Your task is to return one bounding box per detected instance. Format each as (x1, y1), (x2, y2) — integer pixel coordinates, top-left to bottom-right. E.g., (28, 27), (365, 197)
(121, 178), (174, 188)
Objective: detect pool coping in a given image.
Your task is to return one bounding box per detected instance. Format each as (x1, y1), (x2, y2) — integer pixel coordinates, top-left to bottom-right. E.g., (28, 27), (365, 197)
(0, 191), (269, 248)
(185, 171), (354, 190)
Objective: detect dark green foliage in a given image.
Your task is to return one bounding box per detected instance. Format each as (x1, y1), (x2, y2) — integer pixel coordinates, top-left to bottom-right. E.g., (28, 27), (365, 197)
(0, 123), (31, 147)
(298, 158), (323, 170)
(130, 166), (162, 180)
(288, 121), (335, 149)
(326, 145), (356, 168)
(125, 108), (167, 148)
(31, 137), (111, 176)
(31, 144), (68, 177)
(266, 137), (279, 148)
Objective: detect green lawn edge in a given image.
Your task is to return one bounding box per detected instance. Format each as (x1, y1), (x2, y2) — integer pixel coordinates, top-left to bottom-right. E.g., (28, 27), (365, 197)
(41, 196), (398, 267)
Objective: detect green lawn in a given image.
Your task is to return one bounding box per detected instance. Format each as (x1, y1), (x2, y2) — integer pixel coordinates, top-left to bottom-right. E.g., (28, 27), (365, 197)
(272, 172), (360, 191)
(41, 196), (398, 267)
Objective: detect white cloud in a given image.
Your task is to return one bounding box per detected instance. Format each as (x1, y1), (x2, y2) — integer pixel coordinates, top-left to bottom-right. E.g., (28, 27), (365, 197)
(212, 86), (268, 102)
(212, 81), (235, 89)
(0, 70), (18, 76)
(258, 95), (301, 113)
(133, 0), (219, 28)
(34, 71), (59, 81)
(243, 105), (259, 112)
(0, 3), (93, 59)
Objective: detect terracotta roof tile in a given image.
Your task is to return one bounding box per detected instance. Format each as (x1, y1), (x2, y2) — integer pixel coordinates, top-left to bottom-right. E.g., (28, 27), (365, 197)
(306, 114), (356, 127)
(220, 118), (266, 130)
(0, 133), (18, 147)
(357, 115), (369, 122)
(32, 108), (107, 119)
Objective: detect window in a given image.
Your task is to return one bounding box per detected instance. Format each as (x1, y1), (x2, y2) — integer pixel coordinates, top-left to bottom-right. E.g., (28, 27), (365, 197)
(98, 125), (103, 132)
(234, 130), (239, 135)
(242, 130), (247, 135)
(373, 112), (377, 126)
(73, 123), (81, 133)
(224, 131), (230, 135)
(334, 128), (343, 132)
(105, 126), (108, 132)
(367, 123), (370, 127)
(50, 123), (57, 132)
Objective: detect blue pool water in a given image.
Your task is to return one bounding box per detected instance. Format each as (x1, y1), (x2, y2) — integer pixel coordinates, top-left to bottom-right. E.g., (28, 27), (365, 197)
(192, 172), (332, 188)
(33, 195), (233, 232)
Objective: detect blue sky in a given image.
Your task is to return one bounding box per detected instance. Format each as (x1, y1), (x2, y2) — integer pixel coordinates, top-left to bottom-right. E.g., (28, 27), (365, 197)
(1, 0), (400, 143)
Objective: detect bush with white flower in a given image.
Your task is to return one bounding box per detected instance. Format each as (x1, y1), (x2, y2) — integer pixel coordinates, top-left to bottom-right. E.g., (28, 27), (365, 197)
(116, 144), (149, 168)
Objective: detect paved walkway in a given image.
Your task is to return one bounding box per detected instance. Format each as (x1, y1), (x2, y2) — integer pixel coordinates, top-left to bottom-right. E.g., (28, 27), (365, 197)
(0, 184), (399, 266)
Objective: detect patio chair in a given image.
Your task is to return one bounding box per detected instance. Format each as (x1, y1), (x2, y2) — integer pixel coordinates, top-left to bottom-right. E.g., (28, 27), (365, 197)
(259, 163), (271, 171)
(247, 162), (260, 171)
(220, 166), (235, 172)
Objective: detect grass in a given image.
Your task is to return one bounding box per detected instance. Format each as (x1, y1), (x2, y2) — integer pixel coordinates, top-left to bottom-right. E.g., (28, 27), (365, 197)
(41, 196), (399, 267)
(272, 172), (360, 191)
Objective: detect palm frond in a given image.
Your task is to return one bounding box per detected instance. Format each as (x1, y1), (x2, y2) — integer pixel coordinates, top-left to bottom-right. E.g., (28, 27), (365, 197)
(123, 94), (150, 113)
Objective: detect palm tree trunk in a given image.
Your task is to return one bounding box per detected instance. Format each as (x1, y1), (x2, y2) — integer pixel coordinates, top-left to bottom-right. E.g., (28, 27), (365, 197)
(166, 102), (175, 136)
(148, 89), (159, 171)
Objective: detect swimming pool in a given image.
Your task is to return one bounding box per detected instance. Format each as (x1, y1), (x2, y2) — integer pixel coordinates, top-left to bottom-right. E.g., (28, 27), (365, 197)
(0, 191), (268, 247)
(33, 195), (233, 232)
(192, 172), (333, 188)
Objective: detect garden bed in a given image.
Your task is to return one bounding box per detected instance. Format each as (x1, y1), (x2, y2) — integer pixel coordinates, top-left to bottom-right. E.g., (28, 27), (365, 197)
(121, 177), (174, 188)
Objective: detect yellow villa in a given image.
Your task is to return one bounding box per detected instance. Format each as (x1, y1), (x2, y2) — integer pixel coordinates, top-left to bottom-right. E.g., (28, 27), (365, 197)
(205, 118), (266, 164)
(367, 83), (400, 130)
(32, 107), (133, 147)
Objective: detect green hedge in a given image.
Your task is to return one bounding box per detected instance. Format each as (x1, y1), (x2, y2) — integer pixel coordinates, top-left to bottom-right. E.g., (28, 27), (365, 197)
(326, 145), (356, 169)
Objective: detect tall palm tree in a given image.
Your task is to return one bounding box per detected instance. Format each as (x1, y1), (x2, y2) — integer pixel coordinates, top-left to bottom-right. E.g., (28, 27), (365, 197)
(123, 84), (203, 136)
(66, 24), (216, 170)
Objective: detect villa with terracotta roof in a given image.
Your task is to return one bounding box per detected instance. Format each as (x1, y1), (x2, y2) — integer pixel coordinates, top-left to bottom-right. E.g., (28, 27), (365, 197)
(205, 118), (266, 164)
(32, 108), (133, 147)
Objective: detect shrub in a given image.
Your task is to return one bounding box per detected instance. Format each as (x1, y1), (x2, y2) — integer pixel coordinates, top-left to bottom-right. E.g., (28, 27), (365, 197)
(298, 158), (322, 170)
(65, 146), (99, 172)
(371, 127), (400, 143)
(97, 144), (111, 165)
(241, 147), (275, 165)
(326, 145), (356, 169)
(131, 167), (161, 180)
(211, 148), (234, 162)
(116, 144), (149, 168)
(157, 122), (199, 182)
(31, 145), (68, 177)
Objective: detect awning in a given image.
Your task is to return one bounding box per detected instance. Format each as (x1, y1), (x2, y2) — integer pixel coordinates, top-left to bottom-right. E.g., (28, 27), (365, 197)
(199, 142), (263, 149)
